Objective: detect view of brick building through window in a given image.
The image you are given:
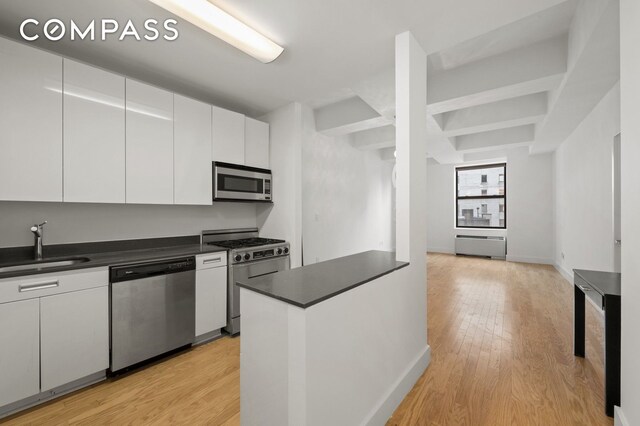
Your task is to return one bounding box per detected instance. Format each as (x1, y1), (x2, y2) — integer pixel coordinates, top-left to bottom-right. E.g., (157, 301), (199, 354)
(456, 164), (506, 228)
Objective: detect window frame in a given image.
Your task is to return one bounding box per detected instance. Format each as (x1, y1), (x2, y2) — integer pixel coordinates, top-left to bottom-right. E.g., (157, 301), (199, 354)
(455, 162), (507, 229)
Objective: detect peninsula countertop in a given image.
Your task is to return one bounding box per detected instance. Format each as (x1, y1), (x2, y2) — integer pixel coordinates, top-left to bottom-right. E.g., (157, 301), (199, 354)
(236, 250), (409, 308)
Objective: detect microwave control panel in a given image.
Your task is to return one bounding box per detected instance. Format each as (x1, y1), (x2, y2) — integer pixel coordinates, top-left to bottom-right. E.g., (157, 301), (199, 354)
(265, 180), (271, 199)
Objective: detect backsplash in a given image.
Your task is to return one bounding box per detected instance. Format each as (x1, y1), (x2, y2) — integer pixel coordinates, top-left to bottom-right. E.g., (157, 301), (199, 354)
(0, 201), (257, 248)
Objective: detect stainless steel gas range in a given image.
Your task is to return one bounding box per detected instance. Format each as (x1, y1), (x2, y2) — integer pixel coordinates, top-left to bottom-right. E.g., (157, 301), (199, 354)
(201, 228), (290, 335)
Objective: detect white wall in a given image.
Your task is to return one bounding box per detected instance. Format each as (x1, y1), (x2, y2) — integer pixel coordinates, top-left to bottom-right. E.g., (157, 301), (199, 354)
(554, 83), (620, 279)
(507, 148), (555, 264)
(0, 201), (256, 248)
(619, 0), (640, 424)
(301, 105), (395, 264)
(426, 147), (554, 264)
(258, 102), (303, 268)
(426, 160), (506, 254)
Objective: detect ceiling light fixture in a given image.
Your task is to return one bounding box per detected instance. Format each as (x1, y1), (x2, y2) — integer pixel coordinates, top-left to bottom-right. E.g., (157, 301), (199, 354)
(148, 0), (284, 63)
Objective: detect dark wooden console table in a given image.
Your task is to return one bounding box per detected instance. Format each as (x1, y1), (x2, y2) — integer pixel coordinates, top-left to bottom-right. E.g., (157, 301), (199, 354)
(573, 269), (621, 417)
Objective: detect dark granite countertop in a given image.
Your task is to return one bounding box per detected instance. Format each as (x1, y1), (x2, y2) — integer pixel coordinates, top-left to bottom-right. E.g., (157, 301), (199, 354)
(237, 250), (409, 308)
(0, 236), (228, 280)
(574, 269), (621, 297)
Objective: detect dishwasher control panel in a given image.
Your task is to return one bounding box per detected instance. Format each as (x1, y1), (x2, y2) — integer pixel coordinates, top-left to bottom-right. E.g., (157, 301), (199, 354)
(110, 256), (196, 283)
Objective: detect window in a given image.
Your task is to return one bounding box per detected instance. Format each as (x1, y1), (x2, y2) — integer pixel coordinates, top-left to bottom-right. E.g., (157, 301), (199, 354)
(456, 163), (506, 229)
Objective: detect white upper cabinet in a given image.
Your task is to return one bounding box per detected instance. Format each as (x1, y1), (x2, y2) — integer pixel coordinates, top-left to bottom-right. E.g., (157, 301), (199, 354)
(174, 95), (212, 205)
(244, 117), (270, 169)
(63, 59), (125, 203)
(0, 37), (62, 202)
(212, 106), (245, 165)
(125, 79), (174, 204)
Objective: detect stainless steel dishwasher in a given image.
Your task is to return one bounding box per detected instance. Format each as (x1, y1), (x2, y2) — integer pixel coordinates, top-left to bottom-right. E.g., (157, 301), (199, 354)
(109, 256), (196, 373)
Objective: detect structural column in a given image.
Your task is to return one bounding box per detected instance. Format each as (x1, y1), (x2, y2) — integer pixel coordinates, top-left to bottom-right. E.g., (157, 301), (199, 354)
(395, 31), (427, 266)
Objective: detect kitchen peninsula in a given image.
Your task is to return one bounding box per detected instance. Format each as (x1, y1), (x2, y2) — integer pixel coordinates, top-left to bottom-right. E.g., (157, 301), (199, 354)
(238, 250), (428, 425)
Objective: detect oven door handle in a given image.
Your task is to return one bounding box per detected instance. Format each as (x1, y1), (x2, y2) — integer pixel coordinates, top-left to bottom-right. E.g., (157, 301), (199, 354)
(248, 270), (280, 279)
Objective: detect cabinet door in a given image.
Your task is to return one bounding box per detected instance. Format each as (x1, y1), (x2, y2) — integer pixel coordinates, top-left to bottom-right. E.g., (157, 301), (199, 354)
(63, 59), (125, 203)
(195, 266), (227, 337)
(0, 298), (40, 407)
(212, 106), (245, 165)
(0, 37), (62, 202)
(244, 117), (270, 169)
(40, 286), (109, 391)
(174, 95), (212, 205)
(126, 79), (174, 204)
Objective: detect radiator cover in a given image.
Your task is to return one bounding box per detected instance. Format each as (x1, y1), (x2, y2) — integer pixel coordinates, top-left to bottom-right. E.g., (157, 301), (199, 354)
(455, 235), (506, 258)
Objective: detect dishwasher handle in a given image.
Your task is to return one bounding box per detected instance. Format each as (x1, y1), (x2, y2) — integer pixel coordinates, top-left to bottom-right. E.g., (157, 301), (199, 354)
(110, 257), (196, 283)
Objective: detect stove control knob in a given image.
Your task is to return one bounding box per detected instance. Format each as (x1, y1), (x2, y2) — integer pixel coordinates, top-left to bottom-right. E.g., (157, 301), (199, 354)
(284, 247), (289, 254)
(234, 254), (242, 262)
(276, 248), (283, 255)
(244, 253), (251, 261)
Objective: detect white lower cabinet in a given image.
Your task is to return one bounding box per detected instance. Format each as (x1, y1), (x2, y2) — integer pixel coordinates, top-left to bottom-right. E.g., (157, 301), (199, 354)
(0, 268), (109, 412)
(0, 299), (40, 407)
(40, 286), (109, 391)
(195, 253), (227, 339)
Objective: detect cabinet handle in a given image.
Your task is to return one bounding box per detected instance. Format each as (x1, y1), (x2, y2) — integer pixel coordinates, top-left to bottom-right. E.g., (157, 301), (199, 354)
(578, 285), (591, 292)
(19, 280), (59, 292)
(203, 257), (222, 264)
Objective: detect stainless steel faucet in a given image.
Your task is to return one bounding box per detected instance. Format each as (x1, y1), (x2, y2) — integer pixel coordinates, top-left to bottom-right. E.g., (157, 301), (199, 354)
(30, 221), (47, 260)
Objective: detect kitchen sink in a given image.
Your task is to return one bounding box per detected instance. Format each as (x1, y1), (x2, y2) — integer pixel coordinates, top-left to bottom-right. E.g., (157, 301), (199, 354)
(0, 257), (91, 274)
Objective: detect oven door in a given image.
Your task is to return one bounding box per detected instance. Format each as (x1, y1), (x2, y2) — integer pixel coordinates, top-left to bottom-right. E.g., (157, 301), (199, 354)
(227, 256), (290, 335)
(214, 163), (272, 202)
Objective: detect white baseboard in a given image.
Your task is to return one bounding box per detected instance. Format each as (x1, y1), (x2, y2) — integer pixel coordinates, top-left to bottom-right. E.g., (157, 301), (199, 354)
(554, 263), (574, 283)
(426, 247), (454, 254)
(506, 255), (554, 265)
(364, 345), (431, 426)
(554, 263), (604, 315)
(615, 406), (629, 426)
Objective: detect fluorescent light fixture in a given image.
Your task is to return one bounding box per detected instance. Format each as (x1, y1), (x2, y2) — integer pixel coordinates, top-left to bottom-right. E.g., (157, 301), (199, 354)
(148, 0), (284, 63)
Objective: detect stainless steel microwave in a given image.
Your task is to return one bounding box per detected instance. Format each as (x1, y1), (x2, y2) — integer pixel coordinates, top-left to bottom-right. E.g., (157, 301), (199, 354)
(213, 162), (272, 202)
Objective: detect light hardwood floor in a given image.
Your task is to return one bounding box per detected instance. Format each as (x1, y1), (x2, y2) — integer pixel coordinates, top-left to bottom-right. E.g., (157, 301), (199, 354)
(3, 253), (612, 425)
(389, 253), (612, 426)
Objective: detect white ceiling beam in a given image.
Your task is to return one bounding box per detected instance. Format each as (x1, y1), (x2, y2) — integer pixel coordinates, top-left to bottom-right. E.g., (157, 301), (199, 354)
(438, 92), (547, 137)
(350, 125), (396, 150)
(351, 69), (396, 121)
(532, 0), (620, 153)
(313, 96), (392, 136)
(426, 36), (567, 115)
(455, 124), (534, 153)
(426, 114), (464, 164)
